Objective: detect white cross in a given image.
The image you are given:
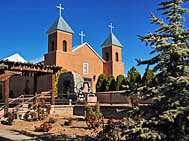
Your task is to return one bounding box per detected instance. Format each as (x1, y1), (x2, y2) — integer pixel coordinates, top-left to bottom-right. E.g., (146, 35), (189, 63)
(79, 31), (86, 44)
(56, 4), (64, 16)
(109, 23), (114, 33)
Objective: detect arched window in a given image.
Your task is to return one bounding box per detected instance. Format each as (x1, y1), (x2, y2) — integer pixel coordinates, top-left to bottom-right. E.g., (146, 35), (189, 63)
(51, 41), (54, 51)
(63, 40), (67, 52)
(116, 52), (119, 62)
(106, 52), (109, 61)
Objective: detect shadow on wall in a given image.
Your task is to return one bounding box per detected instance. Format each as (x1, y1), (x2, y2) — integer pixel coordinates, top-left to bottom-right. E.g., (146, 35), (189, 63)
(9, 76), (34, 97)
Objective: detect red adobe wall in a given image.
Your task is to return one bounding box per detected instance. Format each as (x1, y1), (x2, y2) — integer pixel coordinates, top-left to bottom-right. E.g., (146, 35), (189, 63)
(54, 44), (104, 91)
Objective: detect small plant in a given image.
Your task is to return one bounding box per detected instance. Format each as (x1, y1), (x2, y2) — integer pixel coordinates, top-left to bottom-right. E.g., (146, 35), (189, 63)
(49, 117), (57, 124)
(64, 118), (73, 126)
(24, 99), (51, 121)
(1, 112), (15, 125)
(30, 111), (38, 121)
(95, 117), (127, 141)
(85, 102), (103, 129)
(34, 122), (52, 132)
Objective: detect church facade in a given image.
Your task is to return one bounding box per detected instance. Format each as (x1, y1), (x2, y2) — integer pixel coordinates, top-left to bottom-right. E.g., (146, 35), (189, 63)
(44, 13), (124, 91)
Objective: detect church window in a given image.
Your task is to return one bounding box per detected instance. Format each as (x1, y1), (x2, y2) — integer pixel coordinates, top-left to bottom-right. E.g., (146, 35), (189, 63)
(116, 52), (119, 62)
(63, 40), (67, 52)
(51, 41), (54, 51)
(106, 52), (109, 61)
(83, 63), (88, 74)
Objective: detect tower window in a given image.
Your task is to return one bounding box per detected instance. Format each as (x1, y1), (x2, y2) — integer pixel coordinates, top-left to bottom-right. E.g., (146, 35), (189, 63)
(83, 63), (88, 74)
(63, 40), (67, 52)
(116, 52), (119, 62)
(106, 52), (109, 61)
(51, 41), (54, 51)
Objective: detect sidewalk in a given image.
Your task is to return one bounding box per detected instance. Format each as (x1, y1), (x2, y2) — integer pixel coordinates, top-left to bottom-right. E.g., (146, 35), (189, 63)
(0, 129), (39, 141)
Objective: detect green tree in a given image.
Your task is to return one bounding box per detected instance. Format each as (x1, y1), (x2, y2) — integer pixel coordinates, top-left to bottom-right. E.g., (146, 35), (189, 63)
(115, 74), (125, 91)
(127, 66), (142, 89)
(142, 68), (155, 86)
(105, 75), (116, 91)
(120, 77), (130, 90)
(96, 74), (107, 92)
(122, 0), (189, 140)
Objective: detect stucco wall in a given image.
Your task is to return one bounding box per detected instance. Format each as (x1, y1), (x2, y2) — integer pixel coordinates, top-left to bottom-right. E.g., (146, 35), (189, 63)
(9, 76), (34, 97)
(37, 74), (52, 93)
(54, 44), (104, 92)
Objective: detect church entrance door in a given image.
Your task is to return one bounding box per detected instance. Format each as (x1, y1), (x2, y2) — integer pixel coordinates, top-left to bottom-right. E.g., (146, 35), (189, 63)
(84, 78), (92, 92)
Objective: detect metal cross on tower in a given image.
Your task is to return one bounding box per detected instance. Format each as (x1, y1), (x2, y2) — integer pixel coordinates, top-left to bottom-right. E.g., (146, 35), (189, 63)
(109, 23), (114, 33)
(79, 31), (86, 44)
(57, 4), (64, 16)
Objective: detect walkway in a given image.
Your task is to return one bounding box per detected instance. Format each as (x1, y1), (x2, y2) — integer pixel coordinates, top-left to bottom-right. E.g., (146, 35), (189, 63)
(0, 129), (39, 141)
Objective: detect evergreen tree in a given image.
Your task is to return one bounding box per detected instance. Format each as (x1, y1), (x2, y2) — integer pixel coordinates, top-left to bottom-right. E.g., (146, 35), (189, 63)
(115, 74), (125, 91)
(105, 75), (116, 91)
(96, 74), (107, 92)
(121, 77), (130, 90)
(137, 1), (189, 77)
(127, 66), (142, 89)
(142, 68), (156, 86)
(121, 0), (189, 140)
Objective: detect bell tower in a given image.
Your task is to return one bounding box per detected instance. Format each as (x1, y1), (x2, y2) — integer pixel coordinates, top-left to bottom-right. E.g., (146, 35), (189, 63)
(102, 23), (124, 77)
(45, 4), (74, 66)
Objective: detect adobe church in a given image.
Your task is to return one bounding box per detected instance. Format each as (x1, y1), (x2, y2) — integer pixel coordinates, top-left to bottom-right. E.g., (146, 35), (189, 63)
(44, 4), (125, 91)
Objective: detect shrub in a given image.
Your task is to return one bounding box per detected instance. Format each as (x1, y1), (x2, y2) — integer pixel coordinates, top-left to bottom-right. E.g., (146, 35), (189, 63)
(85, 102), (103, 129)
(35, 122), (52, 132)
(105, 75), (116, 91)
(115, 74), (125, 91)
(142, 69), (155, 86)
(127, 66), (142, 89)
(55, 69), (67, 96)
(96, 74), (107, 92)
(64, 118), (73, 126)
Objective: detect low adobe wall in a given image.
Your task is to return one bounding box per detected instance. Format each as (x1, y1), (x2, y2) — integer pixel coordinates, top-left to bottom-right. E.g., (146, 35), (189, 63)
(73, 105), (132, 119)
(50, 105), (132, 119)
(95, 92), (153, 104)
(50, 105), (74, 117)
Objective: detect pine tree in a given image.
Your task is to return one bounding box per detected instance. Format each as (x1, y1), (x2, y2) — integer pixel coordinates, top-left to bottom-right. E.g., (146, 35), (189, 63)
(121, 0), (189, 140)
(137, 1), (189, 77)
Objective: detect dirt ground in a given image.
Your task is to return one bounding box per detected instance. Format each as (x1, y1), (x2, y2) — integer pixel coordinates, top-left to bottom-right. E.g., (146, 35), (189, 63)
(0, 115), (97, 141)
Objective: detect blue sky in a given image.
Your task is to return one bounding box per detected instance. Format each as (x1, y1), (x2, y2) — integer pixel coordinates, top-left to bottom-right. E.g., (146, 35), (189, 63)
(0, 0), (188, 75)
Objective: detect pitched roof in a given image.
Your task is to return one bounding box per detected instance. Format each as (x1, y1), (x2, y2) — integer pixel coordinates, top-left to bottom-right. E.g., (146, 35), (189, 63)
(47, 16), (74, 34)
(101, 32), (123, 48)
(29, 57), (44, 64)
(72, 42), (105, 62)
(4, 53), (27, 63)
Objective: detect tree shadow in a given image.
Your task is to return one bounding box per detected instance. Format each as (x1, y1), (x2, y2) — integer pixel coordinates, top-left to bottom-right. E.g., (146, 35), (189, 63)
(70, 126), (89, 130)
(10, 129), (96, 141)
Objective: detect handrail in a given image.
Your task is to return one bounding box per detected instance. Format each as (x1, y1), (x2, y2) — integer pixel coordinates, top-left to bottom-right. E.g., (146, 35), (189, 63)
(14, 94), (40, 110)
(0, 95), (24, 111)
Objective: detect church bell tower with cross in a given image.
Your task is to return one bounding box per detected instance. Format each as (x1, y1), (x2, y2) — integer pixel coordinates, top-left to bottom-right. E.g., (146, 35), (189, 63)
(102, 23), (124, 77)
(45, 4), (74, 66)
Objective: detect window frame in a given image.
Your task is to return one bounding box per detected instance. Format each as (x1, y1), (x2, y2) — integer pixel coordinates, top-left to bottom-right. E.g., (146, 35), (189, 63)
(83, 63), (88, 74)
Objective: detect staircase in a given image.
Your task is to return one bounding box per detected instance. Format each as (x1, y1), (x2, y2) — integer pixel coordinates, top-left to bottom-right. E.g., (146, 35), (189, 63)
(0, 92), (51, 118)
